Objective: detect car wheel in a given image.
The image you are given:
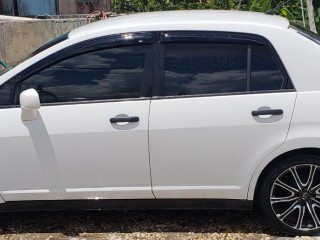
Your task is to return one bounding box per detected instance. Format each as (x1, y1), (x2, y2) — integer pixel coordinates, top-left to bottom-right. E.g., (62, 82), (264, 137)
(260, 155), (320, 236)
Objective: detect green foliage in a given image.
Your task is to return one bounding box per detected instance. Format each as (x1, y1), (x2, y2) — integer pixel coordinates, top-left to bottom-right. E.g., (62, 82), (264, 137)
(276, 1), (307, 28)
(111, 0), (319, 33)
(112, 0), (242, 13)
(249, 0), (271, 12)
(314, 0), (320, 32)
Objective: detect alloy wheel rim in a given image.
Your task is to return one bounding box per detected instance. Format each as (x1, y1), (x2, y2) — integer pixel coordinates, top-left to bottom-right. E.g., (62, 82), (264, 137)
(270, 164), (320, 231)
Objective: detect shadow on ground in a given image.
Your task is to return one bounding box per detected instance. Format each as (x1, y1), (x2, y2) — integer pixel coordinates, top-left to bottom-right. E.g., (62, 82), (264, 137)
(0, 210), (287, 237)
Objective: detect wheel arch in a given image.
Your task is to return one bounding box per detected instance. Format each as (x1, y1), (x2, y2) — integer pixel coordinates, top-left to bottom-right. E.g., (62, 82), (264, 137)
(252, 147), (320, 204)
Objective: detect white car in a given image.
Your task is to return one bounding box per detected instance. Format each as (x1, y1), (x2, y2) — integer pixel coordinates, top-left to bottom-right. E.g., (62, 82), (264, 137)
(0, 10), (320, 236)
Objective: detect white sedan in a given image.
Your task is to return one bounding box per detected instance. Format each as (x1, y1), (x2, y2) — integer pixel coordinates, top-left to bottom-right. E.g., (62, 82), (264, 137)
(0, 10), (320, 236)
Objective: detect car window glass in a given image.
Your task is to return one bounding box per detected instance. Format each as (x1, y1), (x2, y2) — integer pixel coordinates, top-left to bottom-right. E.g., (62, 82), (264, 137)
(251, 45), (284, 91)
(163, 43), (247, 96)
(21, 44), (150, 104)
(0, 81), (14, 107)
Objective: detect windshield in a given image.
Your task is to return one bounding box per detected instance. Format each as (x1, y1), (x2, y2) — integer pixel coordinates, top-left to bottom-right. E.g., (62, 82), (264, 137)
(290, 23), (320, 45)
(0, 32), (69, 76)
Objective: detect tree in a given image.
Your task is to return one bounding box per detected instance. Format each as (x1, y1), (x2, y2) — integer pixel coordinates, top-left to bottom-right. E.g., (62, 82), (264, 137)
(306, 0), (317, 33)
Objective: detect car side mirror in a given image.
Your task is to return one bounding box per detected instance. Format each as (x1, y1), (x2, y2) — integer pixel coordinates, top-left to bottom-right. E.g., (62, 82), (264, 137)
(20, 88), (40, 121)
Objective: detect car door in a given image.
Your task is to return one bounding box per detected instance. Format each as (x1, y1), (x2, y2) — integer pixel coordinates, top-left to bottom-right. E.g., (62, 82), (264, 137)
(0, 32), (156, 201)
(149, 31), (297, 199)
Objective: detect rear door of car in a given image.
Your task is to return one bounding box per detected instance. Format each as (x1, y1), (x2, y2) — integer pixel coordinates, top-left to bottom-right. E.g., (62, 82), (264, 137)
(149, 31), (297, 199)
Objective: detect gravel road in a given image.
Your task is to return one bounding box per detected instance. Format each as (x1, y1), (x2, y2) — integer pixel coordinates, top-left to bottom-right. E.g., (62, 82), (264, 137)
(0, 209), (319, 240)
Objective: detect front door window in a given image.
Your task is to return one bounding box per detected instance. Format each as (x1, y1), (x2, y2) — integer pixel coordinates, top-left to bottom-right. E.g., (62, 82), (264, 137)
(21, 44), (153, 104)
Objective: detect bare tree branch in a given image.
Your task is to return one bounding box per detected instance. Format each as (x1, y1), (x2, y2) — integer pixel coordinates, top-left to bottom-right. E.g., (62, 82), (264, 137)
(306, 0), (318, 33)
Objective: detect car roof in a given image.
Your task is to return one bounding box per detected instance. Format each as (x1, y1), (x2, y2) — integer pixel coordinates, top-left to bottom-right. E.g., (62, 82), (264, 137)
(68, 10), (290, 39)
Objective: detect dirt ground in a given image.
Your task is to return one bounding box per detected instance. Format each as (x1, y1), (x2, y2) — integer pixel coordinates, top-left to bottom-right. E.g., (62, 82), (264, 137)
(0, 209), (319, 240)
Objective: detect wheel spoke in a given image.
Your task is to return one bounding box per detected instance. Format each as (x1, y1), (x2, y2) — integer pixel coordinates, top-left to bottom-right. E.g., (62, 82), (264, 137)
(306, 166), (318, 190)
(312, 198), (320, 207)
(290, 167), (303, 190)
(274, 178), (300, 194)
(271, 194), (299, 204)
(311, 184), (320, 194)
(306, 202), (320, 228)
(278, 200), (299, 220)
(295, 205), (306, 229)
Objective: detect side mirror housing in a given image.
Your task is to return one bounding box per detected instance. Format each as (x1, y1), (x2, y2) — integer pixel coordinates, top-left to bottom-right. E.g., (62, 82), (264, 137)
(20, 88), (40, 121)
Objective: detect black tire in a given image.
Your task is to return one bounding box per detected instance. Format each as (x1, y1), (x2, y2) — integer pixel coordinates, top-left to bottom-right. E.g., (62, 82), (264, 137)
(259, 155), (320, 236)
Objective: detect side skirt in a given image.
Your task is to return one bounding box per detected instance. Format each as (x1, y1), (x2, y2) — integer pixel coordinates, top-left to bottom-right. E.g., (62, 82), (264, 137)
(0, 199), (252, 212)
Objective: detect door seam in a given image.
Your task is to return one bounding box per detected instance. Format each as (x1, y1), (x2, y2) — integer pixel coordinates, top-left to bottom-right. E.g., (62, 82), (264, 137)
(147, 99), (156, 199)
(246, 92), (298, 199)
(0, 194), (5, 203)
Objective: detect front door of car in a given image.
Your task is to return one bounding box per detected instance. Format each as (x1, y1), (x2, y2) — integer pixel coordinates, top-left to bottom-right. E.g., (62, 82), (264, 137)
(0, 33), (156, 201)
(149, 31), (297, 199)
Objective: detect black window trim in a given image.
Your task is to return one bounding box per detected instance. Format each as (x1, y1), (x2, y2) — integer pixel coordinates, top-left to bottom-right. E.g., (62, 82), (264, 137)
(12, 31), (157, 107)
(159, 31), (269, 45)
(153, 30), (295, 99)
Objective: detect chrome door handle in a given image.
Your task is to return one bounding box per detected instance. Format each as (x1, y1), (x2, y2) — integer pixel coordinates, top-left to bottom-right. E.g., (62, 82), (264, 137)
(251, 109), (283, 116)
(110, 116), (140, 123)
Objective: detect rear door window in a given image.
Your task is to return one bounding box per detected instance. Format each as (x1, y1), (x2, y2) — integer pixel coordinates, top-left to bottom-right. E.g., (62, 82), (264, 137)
(160, 33), (291, 97)
(163, 43), (248, 96)
(251, 45), (285, 91)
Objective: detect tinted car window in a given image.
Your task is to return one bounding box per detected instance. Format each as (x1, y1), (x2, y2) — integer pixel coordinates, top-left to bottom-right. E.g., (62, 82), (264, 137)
(163, 43), (248, 96)
(0, 81), (14, 107)
(21, 44), (150, 104)
(251, 45), (284, 91)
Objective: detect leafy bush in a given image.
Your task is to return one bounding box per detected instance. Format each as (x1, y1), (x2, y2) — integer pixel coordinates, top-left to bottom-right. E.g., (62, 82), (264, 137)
(112, 0), (319, 33)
